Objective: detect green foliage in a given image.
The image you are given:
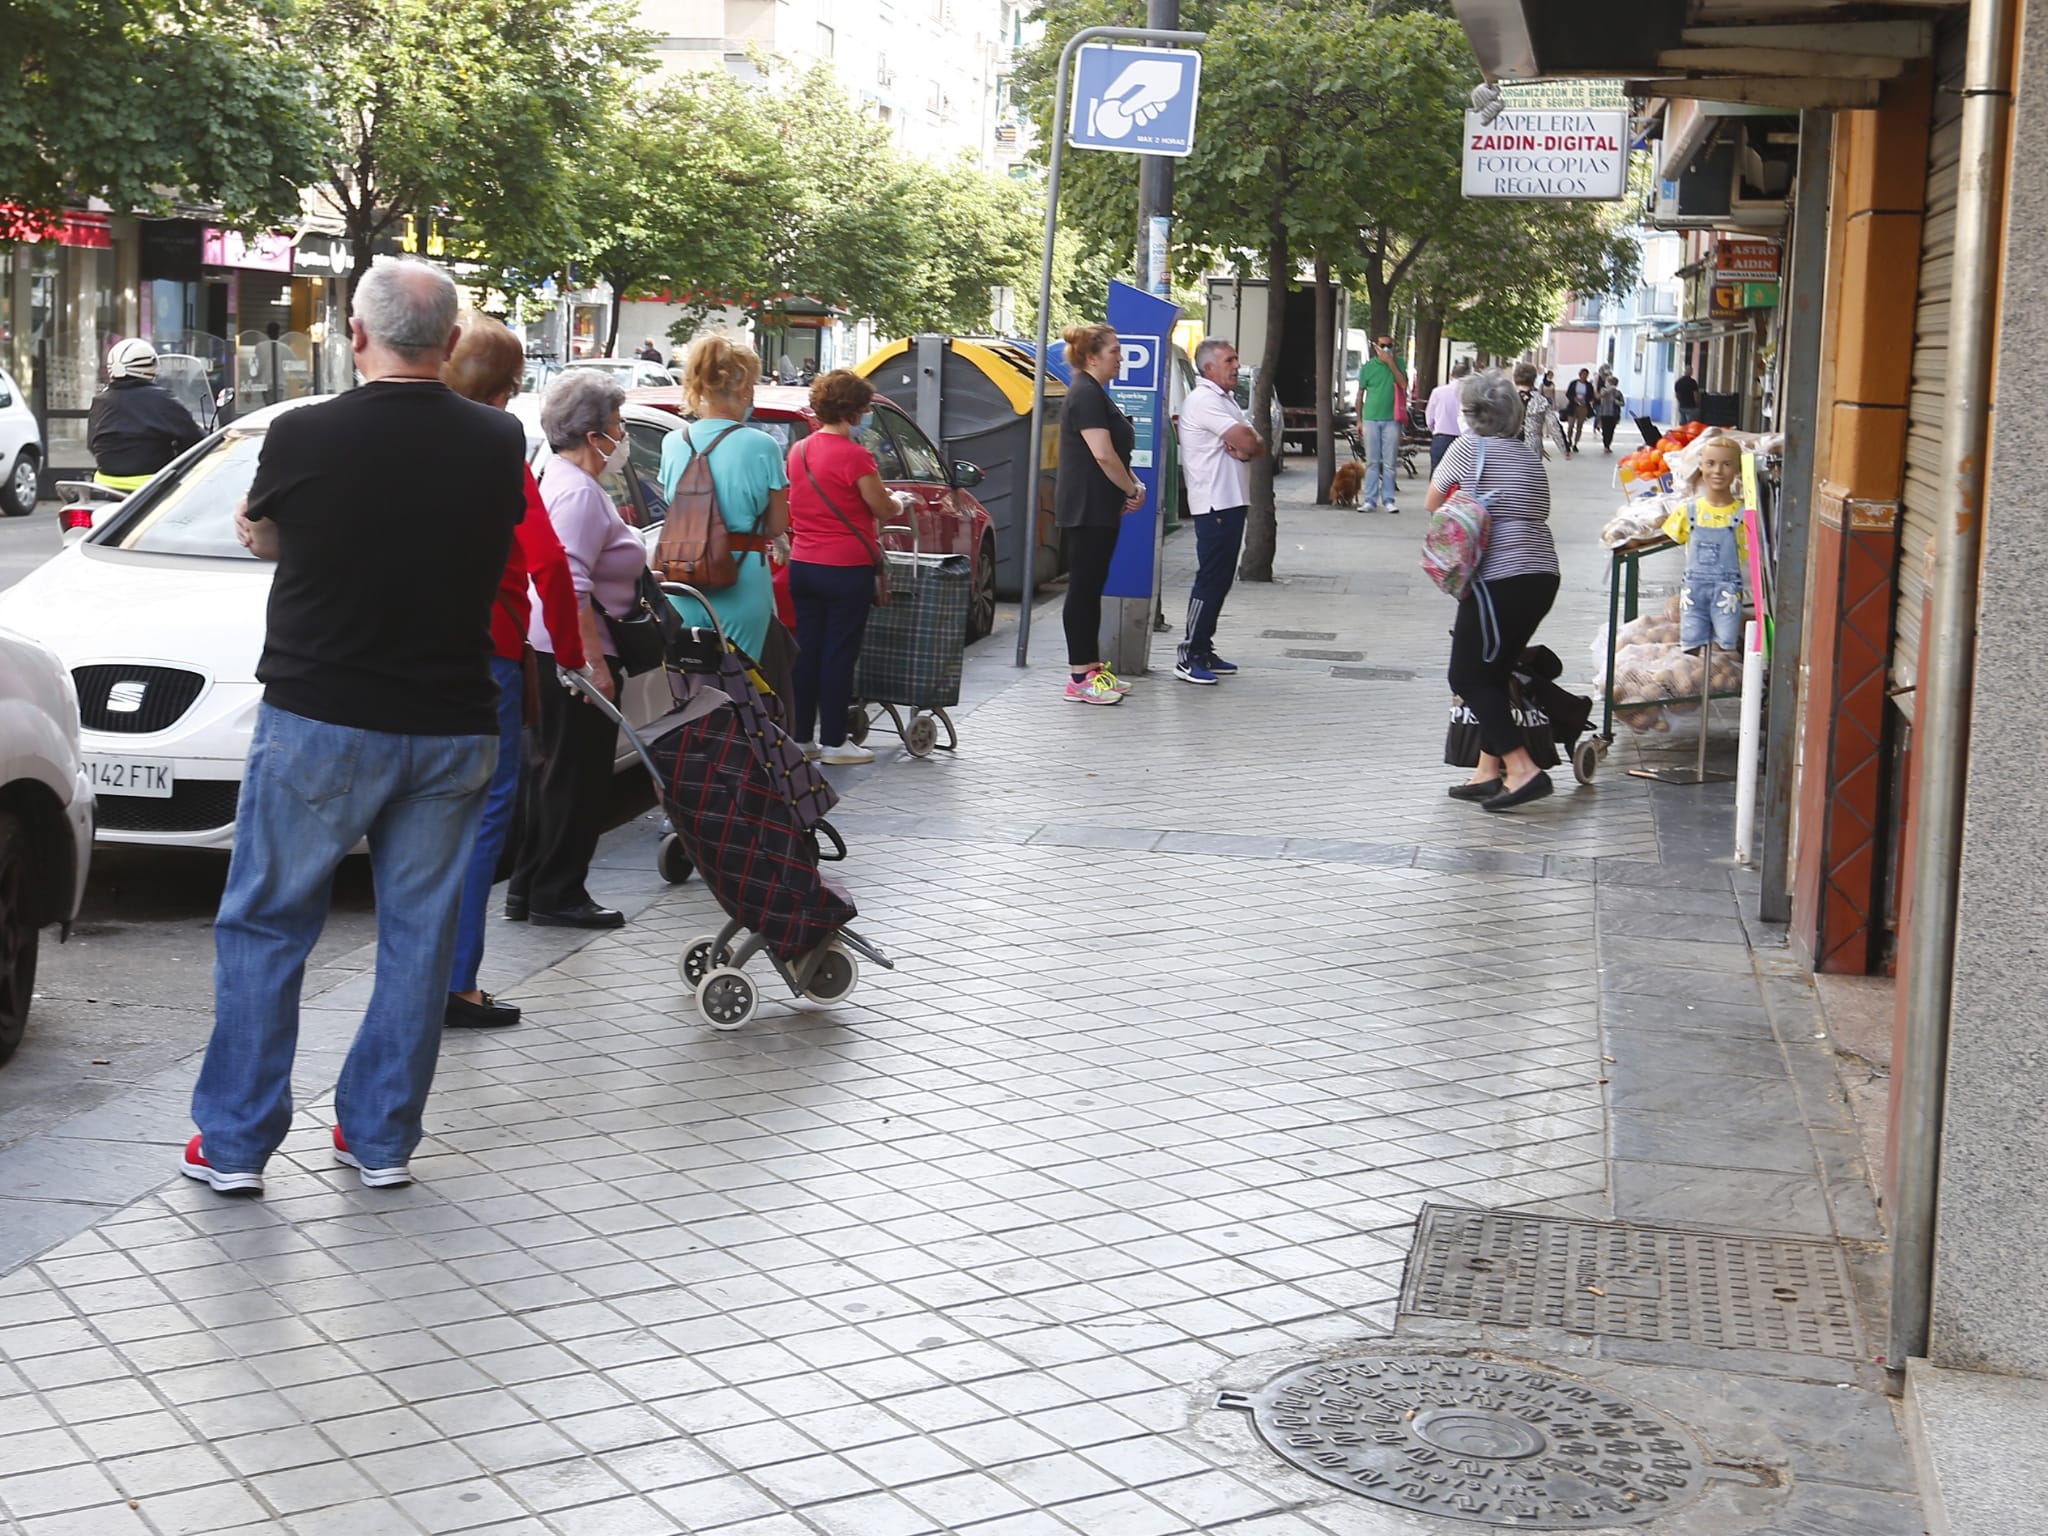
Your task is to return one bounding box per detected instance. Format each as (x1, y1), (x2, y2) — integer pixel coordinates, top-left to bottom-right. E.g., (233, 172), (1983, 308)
(0, 0), (318, 222)
(1410, 194), (1642, 357)
(573, 72), (778, 336)
(276, 0), (651, 285)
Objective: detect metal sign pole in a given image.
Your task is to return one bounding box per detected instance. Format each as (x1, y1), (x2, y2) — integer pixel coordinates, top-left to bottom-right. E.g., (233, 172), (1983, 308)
(1015, 23), (1206, 668)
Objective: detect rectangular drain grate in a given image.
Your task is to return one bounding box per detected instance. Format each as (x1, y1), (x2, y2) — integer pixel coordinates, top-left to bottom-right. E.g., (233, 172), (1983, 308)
(1260, 629), (1338, 641)
(1285, 648), (1365, 662)
(1331, 665), (1417, 681)
(1398, 1205), (1866, 1360)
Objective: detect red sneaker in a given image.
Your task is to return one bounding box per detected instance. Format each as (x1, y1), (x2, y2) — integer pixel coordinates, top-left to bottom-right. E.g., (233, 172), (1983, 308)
(331, 1127), (413, 1189)
(180, 1135), (263, 1196)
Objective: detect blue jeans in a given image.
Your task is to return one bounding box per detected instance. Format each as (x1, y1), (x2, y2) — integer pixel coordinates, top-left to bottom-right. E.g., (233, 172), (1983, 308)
(449, 655), (525, 993)
(790, 561), (874, 746)
(1362, 418), (1401, 506)
(1181, 506), (1247, 664)
(194, 703), (496, 1174)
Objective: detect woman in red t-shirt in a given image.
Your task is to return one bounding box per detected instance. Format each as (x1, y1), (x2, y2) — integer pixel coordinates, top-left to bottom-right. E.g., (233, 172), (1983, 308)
(786, 371), (899, 765)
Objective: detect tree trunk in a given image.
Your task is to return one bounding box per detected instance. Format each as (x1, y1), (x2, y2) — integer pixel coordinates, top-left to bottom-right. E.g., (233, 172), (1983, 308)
(606, 281), (624, 357)
(1313, 254), (1334, 506)
(1239, 226), (1289, 583)
(1415, 312), (1445, 399)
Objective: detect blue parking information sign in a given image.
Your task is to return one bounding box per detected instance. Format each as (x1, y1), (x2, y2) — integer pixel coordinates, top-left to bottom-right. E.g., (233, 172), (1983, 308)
(1068, 44), (1202, 157)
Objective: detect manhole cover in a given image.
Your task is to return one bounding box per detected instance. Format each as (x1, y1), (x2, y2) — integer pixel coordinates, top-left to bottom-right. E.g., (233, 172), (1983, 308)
(1400, 1206), (1864, 1360)
(1260, 629), (1338, 641)
(1331, 665), (1418, 681)
(1219, 1354), (1709, 1527)
(1285, 648), (1365, 662)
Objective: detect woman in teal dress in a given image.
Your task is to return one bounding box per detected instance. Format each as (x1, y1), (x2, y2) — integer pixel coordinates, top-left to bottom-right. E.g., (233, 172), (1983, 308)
(657, 333), (789, 660)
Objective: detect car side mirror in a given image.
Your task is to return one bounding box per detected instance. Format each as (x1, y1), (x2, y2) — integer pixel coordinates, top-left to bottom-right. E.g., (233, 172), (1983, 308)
(952, 461), (984, 488)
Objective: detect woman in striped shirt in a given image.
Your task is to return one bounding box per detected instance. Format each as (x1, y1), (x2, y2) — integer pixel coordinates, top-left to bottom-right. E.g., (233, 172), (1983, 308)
(1426, 370), (1562, 811)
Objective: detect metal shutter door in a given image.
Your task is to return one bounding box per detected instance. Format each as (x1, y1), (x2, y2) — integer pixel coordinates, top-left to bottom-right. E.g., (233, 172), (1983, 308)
(1894, 17), (1968, 721)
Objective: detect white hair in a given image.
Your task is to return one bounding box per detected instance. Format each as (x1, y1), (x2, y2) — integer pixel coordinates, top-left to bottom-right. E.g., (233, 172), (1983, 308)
(1193, 337), (1234, 371)
(352, 256), (458, 361)
(1459, 370), (1525, 439)
(542, 370), (626, 452)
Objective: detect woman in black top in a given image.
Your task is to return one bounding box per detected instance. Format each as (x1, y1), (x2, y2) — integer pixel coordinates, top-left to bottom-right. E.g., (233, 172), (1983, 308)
(1053, 322), (1144, 705)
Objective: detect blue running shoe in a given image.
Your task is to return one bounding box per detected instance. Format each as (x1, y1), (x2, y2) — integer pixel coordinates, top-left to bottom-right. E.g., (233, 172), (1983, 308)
(1204, 652), (1238, 675)
(1175, 657), (1219, 685)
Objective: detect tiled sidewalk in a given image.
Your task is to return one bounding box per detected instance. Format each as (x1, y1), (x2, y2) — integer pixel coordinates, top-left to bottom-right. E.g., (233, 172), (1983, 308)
(0, 453), (1915, 1535)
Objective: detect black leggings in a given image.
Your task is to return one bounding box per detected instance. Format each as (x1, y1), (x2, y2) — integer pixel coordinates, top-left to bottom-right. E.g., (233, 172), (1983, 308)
(1599, 415), (1619, 450)
(1447, 573), (1561, 759)
(1062, 525), (1120, 668)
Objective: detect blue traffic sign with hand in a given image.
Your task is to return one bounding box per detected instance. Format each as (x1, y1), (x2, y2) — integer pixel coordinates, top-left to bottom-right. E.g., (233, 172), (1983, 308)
(1068, 44), (1202, 157)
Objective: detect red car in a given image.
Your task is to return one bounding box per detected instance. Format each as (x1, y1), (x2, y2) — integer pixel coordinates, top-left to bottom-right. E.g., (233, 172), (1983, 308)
(625, 385), (999, 643)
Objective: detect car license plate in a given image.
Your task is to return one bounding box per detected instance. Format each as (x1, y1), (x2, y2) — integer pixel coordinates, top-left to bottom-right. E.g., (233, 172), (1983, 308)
(84, 756), (175, 799)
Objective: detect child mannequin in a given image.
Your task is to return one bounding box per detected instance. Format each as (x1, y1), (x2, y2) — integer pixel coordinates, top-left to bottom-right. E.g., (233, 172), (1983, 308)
(1662, 437), (1747, 653)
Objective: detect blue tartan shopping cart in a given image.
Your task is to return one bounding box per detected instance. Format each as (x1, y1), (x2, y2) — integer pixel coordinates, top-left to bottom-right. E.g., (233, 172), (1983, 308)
(847, 519), (969, 759)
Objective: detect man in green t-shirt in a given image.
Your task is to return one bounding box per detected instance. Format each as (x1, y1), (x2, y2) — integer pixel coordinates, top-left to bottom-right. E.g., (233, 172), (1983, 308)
(1357, 336), (1402, 513)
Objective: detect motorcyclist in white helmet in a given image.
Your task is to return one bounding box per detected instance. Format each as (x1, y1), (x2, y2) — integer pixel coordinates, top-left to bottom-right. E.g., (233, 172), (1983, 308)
(87, 338), (202, 492)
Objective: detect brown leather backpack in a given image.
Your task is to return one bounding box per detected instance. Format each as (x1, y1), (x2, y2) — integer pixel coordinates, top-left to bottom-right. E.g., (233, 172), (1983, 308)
(653, 423), (755, 589)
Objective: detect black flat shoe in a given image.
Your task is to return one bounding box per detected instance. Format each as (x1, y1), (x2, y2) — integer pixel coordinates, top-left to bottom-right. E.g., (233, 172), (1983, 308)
(503, 897), (528, 922)
(1483, 771), (1555, 811)
(529, 902), (625, 930)
(446, 993), (521, 1029)
(1448, 778), (1504, 801)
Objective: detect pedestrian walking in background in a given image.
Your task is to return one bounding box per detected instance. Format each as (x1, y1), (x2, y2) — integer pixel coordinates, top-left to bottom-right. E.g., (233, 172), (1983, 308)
(1053, 321), (1143, 705)
(1675, 367), (1701, 425)
(787, 369), (897, 764)
(185, 257), (523, 1196)
(1425, 358), (1471, 472)
(1175, 337), (1264, 685)
(659, 334), (789, 666)
(1428, 369), (1562, 813)
(1514, 362), (1569, 460)
(1563, 368), (1596, 452)
(439, 313), (589, 1029)
(637, 339), (663, 364)
(1356, 335), (1403, 513)
(507, 371), (637, 934)
(1596, 375), (1626, 453)
(87, 338), (200, 492)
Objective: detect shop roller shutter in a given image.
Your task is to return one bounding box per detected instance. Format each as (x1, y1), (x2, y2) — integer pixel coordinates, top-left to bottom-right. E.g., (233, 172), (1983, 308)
(1894, 18), (1968, 721)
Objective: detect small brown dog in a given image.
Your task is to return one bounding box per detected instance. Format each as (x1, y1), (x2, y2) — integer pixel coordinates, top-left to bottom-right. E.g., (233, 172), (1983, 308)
(1331, 460), (1364, 508)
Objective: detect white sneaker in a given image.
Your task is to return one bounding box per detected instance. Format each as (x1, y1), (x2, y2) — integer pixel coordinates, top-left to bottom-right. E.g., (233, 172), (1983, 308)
(798, 740), (823, 761)
(821, 742), (876, 766)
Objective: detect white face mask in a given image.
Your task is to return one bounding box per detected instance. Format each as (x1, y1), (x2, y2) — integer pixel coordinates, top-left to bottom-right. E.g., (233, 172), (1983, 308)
(594, 427), (629, 476)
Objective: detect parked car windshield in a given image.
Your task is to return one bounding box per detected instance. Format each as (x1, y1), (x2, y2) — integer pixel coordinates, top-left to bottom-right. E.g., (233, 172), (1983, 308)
(95, 428), (263, 560)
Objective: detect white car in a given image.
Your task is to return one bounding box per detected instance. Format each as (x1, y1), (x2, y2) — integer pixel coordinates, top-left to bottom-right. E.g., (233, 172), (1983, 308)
(0, 397), (687, 851)
(1, 364), (43, 516)
(0, 624), (93, 1064)
(560, 358), (676, 391)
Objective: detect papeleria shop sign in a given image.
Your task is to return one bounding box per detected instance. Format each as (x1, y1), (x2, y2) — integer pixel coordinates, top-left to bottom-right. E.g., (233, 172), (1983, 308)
(1463, 109), (1630, 200)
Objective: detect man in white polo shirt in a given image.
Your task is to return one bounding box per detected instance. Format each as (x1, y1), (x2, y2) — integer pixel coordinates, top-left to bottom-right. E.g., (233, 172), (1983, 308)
(1175, 338), (1266, 685)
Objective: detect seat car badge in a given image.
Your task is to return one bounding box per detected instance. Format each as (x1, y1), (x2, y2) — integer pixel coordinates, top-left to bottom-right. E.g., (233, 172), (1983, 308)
(108, 680), (147, 713)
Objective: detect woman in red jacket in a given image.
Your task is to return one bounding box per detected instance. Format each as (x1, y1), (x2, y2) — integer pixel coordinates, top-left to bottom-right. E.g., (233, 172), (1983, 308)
(441, 315), (588, 1028)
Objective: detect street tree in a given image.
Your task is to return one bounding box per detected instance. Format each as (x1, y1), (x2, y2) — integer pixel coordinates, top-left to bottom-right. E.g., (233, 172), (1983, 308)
(0, 0), (317, 224)
(573, 74), (778, 352)
(1407, 197), (1642, 393)
(277, 0), (649, 288)
(884, 156), (1041, 335)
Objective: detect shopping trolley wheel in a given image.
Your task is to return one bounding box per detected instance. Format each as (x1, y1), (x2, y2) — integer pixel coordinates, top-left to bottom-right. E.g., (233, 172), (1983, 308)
(800, 942), (860, 1004)
(680, 934), (726, 988)
(1572, 738), (1600, 785)
(846, 706), (870, 746)
(696, 968), (758, 1031)
(657, 834), (693, 885)
(904, 713), (939, 758)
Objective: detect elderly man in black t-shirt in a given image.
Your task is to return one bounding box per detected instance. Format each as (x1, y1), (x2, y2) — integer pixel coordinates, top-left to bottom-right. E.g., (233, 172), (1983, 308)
(182, 256), (526, 1197)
